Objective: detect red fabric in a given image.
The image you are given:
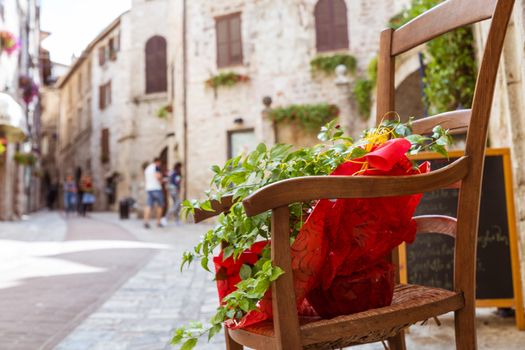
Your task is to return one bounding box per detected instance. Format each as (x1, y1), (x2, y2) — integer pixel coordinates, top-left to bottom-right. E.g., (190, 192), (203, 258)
(215, 138), (430, 327)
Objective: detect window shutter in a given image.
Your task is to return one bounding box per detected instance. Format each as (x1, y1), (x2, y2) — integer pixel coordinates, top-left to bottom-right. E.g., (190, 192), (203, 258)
(98, 46), (105, 66)
(99, 85), (105, 110)
(101, 128), (110, 163)
(145, 36), (168, 94)
(229, 15), (242, 65)
(333, 0), (349, 49)
(216, 13), (243, 68)
(216, 18), (229, 67)
(315, 0), (348, 52)
(107, 81), (112, 106)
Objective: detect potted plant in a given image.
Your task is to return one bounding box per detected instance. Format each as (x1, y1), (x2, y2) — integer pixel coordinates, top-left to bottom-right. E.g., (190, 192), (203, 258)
(172, 119), (452, 349)
(156, 104), (173, 119)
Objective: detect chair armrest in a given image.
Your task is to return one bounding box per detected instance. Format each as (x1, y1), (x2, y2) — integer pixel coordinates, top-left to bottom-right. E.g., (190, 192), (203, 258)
(242, 156), (469, 217)
(193, 195), (234, 223)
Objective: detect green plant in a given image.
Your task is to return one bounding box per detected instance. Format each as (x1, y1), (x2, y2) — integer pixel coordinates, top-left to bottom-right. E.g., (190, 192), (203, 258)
(268, 103), (339, 132)
(352, 78), (374, 119)
(172, 119), (453, 349)
(13, 152), (36, 166)
(310, 54), (357, 76)
(156, 104), (173, 119)
(389, 0), (477, 114)
(206, 72), (249, 89)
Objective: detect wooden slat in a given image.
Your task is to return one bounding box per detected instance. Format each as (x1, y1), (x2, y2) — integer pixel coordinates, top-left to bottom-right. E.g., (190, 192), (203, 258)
(242, 156), (469, 217)
(391, 0), (497, 55)
(193, 195), (233, 223)
(300, 285), (463, 346)
(376, 28), (395, 123)
(270, 206), (301, 349)
(411, 109), (471, 135)
(414, 215), (457, 238)
(454, 1), (515, 348)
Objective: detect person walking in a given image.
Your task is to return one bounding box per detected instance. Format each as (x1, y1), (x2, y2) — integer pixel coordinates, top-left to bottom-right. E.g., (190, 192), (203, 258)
(144, 157), (164, 228)
(63, 175), (77, 216)
(79, 175), (95, 216)
(163, 162), (183, 224)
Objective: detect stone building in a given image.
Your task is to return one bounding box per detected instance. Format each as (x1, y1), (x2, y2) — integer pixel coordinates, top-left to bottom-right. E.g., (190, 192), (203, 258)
(0, 0), (42, 220)
(171, 0), (410, 200)
(56, 0), (174, 211)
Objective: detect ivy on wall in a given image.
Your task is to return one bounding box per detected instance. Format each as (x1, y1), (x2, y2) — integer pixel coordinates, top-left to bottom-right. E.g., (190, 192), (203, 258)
(351, 58), (378, 119)
(268, 103), (340, 132)
(310, 54), (357, 75)
(389, 0), (477, 115)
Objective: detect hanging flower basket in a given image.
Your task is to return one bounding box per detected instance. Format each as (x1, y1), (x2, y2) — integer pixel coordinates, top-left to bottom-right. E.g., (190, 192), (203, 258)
(0, 31), (19, 56)
(13, 152), (37, 166)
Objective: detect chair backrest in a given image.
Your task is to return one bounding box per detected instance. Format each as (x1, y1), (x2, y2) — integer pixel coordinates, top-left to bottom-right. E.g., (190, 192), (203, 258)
(376, 0), (514, 331)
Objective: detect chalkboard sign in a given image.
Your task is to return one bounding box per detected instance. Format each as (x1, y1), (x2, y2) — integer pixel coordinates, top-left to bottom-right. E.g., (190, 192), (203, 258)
(399, 149), (524, 329)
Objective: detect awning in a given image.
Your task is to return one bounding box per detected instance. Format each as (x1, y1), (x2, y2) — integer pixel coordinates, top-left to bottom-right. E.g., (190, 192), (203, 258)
(0, 92), (28, 142)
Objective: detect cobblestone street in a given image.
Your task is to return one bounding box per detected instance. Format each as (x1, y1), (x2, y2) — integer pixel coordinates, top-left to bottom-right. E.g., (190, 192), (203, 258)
(1, 212), (525, 350)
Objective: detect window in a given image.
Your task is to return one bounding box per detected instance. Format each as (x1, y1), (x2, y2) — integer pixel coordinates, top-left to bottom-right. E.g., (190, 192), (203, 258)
(145, 36), (167, 94)
(98, 46), (105, 66)
(99, 81), (111, 110)
(109, 38), (117, 61)
(101, 128), (110, 163)
(228, 129), (257, 159)
(215, 13), (243, 68)
(314, 0), (349, 52)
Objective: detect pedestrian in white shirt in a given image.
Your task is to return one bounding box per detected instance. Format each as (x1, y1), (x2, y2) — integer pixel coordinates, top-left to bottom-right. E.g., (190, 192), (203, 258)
(143, 157), (164, 228)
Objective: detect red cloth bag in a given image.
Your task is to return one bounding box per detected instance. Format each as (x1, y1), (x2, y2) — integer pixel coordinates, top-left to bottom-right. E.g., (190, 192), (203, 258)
(215, 138), (430, 326)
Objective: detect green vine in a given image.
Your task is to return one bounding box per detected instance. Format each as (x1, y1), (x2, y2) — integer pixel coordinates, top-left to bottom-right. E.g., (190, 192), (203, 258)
(352, 79), (374, 118)
(389, 0), (477, 114)
(351, 57), (378, 120)
(268, 103), (339, 132)
(172, 119), (453, 349)
(310, 54), (357, 75)
(206, 72), (249, 89)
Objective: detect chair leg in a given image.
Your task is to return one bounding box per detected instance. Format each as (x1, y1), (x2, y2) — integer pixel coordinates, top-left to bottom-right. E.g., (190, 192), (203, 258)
(225, 327), (244, 350)
(454, 305), (477, 349)
(387, 330), (406, 350)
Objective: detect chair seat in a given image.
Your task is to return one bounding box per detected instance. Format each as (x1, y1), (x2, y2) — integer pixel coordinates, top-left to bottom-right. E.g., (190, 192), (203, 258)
(229, 284), (464, 349)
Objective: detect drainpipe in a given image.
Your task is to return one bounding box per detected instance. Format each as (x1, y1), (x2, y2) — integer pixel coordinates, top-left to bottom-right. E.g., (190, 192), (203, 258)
(182, 0), (188, 200)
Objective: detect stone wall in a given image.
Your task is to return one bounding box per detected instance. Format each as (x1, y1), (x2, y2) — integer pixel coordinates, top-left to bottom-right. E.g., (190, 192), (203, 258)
(179, 0), (408, 200)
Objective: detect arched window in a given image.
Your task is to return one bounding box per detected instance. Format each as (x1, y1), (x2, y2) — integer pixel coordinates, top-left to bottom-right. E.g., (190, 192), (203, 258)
(145, 36), (167, 94)
(314, 0), (349, 52)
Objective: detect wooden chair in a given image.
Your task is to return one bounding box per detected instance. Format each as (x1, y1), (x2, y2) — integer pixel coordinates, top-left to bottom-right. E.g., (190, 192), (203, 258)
(195, 0), (515, 348)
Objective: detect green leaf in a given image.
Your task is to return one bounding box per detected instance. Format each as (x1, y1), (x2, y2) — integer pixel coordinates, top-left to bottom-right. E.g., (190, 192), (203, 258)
(239, 264), (252, 280)
(256, 143), (267, 153)
(201, 256), (210, 272)
(208, 324), (222, 341)
(200, 200), (214, 212)
(180, 338), (197, 350)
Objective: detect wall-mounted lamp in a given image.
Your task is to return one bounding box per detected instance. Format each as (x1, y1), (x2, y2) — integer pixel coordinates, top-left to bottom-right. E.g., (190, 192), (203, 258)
(234, 117), (244, 124)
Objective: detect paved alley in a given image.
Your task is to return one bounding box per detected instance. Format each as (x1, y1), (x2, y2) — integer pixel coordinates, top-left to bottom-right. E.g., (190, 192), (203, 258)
(1, 212), (525, 350)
